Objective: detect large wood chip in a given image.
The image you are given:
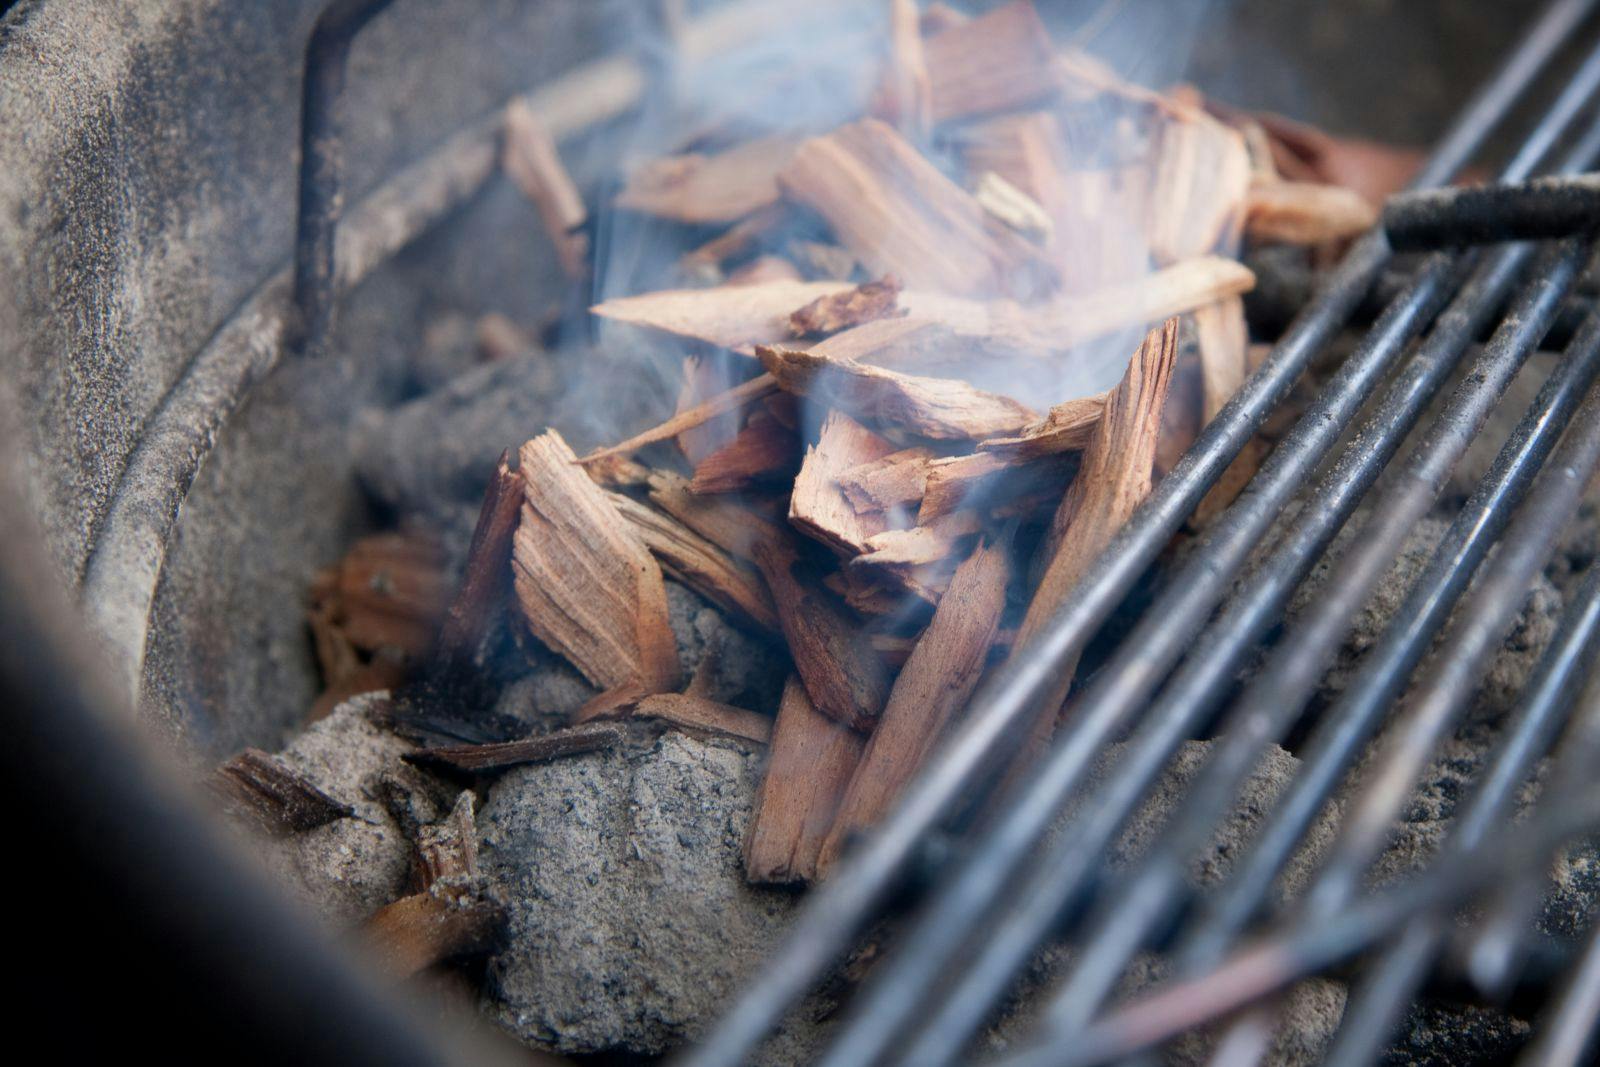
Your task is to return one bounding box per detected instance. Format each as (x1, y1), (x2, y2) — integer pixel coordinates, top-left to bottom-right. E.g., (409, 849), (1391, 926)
(608, 491), (778, 631)
(513, 432), (681, 693)
(1149, 106), (1252, 263)
(791, 411), (898, 556)
(752, 533), (891, 731)
(758, 343), (1037, 441)
(435, 454), (523, 668)
(1245, 179), (1379, 246)
(503, 100), (588, 280)
(1007, 319), (1180, 776)
(211, 749), (355, 836)
(646, 469), (785, 559)
(745, 676), (866, 885)
(592, 280), (852, 355)
(922, 1), (1060, 125)
(978, 392), (1107, 459)
(615, 135), (799, 224)
(820, 539), (1010, 873)
(790, 275), (906, 337)
(778, 118), (1054, 299)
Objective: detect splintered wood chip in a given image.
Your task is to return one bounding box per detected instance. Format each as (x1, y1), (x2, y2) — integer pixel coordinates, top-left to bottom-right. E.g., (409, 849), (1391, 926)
(513, 431), (681, 693)
(211, 749), (355, 836)
(757, 343), (1037, 441)
(592, 280), (854, 355)
(790, 411), (898, 556)
(778, 118), (1055, 299)
(615, 135), (800, 224)
(403, 722), (626, 775)
(745, 676), (865, 885)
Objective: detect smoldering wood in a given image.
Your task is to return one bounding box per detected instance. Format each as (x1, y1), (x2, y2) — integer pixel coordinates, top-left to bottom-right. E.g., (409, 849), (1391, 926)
(921, 0), (1060, 126)
(362, 889), (505, 980)
(402, 722), (626, 774)
(778, 118), (1056, 299)
(615, 135), (799, 224)
(871, 0), (932, 140)
(211, 748), (356, 835)
(435, 452), (522, 668)
(1148, 104), (1252, 264)
(838, 446), (937, 513)
(608, 490), (779, 632)
(313, 532), (451, 659)
(591, 279), (853, 355)
(789, 275), (906, 337)
(854, 511), (981, 569)
(751, 532), (891, 732)
(744, 676), (866, 885)
(757, 343), (1037, 441)
(917, 449), (1078, 522)
(819, 537), (1011, 873)
(977, 392), (1107, 459)
(632, 693), (773, 745)
(513, 431), (681, 693)
(689, 408), (800, 495)
(790, 411), (898, 556)
(1193, 296), (1250, 425)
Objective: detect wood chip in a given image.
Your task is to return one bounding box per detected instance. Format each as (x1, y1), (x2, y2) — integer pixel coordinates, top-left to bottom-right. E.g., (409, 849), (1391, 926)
(820, 538), (1010, 873)
(752, 532), (891, 731)
(402, 722), (626, 774)
(1245, 179), (1379, 246)
(415, 791), (479, 887)
(917, 450), (1077, 522)
(922, 0), (1060, 125)
(790, 411), (898, 556)
(646, 469), (785, 559)
(757, 343), (1037, 441)
(689, 409), (800, 494)
(615, 135), (799, 223)
(872, 0), (932, 139)
(744, 676), (866, 885)
(1149, 106), (1252, 263)
(608, 490), (779, 631)
(680, 203), (791, 279)
(503, 100), (588, 280)
(838, 446), (937, 513)
(1008, 319), (1179, 773)
(727, 255), (805, 286)
(211, 749), (355, 835)
(789, 275), (906, 337)
(977, 392), (1107, 459)
(513, 431), (680, 693)
(855, 511), (981, 568)
(311, 532), (450, 661)
(633, 693), (772, 745)
(1194, 296), (1250, 425)
(592, 280), (852, 355)
(778, 118), (1055, 299)
(435, 453), (522, 668)
(974, 171), (1054, 243)
(362, 890), (504, 980)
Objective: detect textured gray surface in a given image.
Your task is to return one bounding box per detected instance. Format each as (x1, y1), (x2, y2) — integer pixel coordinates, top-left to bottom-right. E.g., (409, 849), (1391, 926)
(478, 730), (796, 1057)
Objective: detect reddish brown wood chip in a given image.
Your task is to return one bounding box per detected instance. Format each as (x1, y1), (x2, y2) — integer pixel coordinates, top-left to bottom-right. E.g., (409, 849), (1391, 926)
(403, 722), (626, 774)
(211, 749), (355, 836)
(789, 275), (906, 338)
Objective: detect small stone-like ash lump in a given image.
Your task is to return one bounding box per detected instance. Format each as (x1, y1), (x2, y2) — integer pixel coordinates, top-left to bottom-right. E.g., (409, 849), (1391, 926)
(252, 694), (439, 928)
(478, 730), (799, 1057)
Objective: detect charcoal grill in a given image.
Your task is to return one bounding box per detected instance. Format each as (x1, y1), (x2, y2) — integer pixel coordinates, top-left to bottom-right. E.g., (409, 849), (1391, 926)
(3, 1), (1600, 1064)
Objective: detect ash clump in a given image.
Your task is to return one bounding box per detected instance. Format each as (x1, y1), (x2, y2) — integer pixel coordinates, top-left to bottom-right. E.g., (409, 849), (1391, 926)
(250, 693), (447, 927)
(477, 730), (804, 1058)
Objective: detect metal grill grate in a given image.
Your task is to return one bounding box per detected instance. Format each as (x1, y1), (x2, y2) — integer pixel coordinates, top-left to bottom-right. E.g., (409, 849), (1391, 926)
(678, 1), (1600, 1064)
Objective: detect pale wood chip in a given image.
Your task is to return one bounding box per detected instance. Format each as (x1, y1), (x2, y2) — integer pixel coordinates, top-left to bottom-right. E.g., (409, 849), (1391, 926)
(790, 411), (899, 556)
(615, 135), (799, 223)
(513, 431), (681, 693)
(503, 100), (588, 280)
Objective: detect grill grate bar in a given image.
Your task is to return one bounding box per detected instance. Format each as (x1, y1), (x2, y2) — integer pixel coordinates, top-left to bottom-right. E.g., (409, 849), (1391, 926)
(1002, 371), (1600, 1067)
(1324, 563), (1600, 1067)
(675, 4), (1600, 1066)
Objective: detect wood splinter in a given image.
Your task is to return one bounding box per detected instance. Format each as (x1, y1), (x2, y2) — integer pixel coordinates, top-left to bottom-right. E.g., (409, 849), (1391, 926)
(211, 748), (354, 836)
(403, 722), (626, 775)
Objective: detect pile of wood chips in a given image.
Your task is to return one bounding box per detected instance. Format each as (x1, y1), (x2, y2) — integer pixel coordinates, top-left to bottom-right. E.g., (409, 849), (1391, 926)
(324, 1), (1406, 889)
